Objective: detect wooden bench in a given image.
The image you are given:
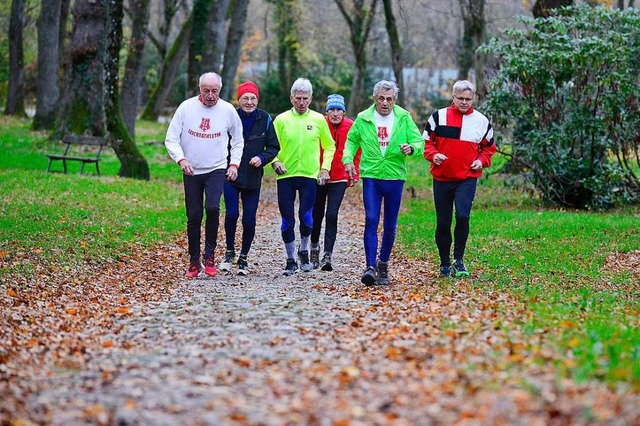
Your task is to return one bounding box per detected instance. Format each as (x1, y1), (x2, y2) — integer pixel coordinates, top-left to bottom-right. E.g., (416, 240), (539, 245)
(46, 133), (112, 175)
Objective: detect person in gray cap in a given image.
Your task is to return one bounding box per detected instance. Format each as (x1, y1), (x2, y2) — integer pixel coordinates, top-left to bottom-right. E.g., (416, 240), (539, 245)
(310, 94), (361, 271)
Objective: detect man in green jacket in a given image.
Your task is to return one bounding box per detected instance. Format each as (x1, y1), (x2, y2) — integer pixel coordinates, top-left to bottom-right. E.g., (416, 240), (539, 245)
(343, 80), (424, 285)
(273, 78), (336, 276)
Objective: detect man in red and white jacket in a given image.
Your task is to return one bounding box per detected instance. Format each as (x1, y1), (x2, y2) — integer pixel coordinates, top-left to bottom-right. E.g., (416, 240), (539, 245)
(423, 80), (496, 278)
(165, 72), (244, 279)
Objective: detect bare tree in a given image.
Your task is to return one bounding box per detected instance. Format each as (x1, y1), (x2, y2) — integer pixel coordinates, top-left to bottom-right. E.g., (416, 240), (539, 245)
(457, 0), (487, 96)
(120, 0), (151, 137)
(334, 0), (379, 113)
(57, 0), (107, 135)
(268, 0), (302, 98)
(140, 12), (192, 121)
(105, 0), (150, 179)
(57, 0), (148, 179)
(202, 0), (231, 74)
(220, 0), (250, 101)
(382, 0), (404, 106)
(187, 0), (213, 93)
(33, 0), (62, 129)
(5, 0), (26, 116)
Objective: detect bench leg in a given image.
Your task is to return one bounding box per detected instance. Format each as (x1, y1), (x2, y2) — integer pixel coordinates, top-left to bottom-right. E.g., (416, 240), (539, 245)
(62, 159), (68, 174)
(47, 158), (53, 173)
(80, 162), (85, 174)
(96, 162), (101, 176)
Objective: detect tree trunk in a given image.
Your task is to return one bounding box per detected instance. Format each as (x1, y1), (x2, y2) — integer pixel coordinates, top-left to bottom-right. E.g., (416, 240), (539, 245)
(57, 0), (107, 135)
(202, 0), (231, 74)
(140, 13), (192, 121)
(334, 0), (379, 113)
(5, 0), (26, 116)
(457, 0), (487, 97)
(532, 0), (573, 18)
(105, 0), (150, 180)
(187, 0), (213, 95)
(270, 0), (301, 98)
(220, 0), (249, 101)
(382, 0), (404, 106)
(32, 0), (62, 129)
(120, 0), (151, 137)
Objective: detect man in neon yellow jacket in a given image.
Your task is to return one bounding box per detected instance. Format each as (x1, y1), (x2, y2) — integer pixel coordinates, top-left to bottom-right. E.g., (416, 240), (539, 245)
(343, 80), (424, 286)
(272, 78), (336, 276)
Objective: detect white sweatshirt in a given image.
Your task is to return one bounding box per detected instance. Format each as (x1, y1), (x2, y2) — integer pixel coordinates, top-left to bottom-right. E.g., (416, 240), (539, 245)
(165, 96), (244, 175)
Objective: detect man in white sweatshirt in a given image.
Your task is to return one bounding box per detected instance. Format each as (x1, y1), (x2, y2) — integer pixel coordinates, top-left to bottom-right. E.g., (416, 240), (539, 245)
(165, 72), (244, 279)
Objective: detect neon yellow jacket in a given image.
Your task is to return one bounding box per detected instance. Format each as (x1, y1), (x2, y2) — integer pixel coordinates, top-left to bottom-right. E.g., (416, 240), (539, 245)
(273, 108), (335, 180)
(343, 104), (424, 180)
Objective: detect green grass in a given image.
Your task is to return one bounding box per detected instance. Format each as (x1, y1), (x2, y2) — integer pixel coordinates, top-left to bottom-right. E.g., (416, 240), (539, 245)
(398, 155), (640, 386)
(0, 116), (184, 273)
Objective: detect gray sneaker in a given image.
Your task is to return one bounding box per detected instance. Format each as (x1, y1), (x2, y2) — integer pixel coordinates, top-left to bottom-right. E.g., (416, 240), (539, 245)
(376, 260), (389, 285)
(219, 249), (235, 272)
(320, 252), (333, 271)
(237, 255), (249, 276)
(310, 245), (320, 269)
(298, 250), (312, 272)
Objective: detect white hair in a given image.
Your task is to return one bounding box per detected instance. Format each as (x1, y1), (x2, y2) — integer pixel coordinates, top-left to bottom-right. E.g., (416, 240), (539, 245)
(372, 80), (399, 98)
(452, 80), (476, 95)
(199, 72), (223, 88)
(290, 78), (313, 96)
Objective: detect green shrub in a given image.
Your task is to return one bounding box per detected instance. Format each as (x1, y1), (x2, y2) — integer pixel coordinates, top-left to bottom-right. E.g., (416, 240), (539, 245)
(480, 5), (640, 209)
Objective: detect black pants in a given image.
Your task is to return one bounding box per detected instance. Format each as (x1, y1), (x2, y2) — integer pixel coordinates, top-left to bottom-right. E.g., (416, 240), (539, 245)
(433, 178), (477, 266)
(311, 181), (348, 253)
(183, 169), (225, 265)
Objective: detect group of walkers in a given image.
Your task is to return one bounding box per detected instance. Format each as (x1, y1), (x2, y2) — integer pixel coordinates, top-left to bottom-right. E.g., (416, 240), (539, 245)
(165, 72), (496, 285)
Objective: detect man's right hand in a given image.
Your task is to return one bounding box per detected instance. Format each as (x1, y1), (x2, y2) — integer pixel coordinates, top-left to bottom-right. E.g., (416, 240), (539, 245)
(345, 163), (356, 180)
(179, 159), (195, 176)
(273, 161), (286, 175)
(433, 153), (448, 166)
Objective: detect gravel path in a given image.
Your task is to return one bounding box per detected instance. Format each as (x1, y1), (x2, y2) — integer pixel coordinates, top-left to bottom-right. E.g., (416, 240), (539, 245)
(25, 188), (402, 425)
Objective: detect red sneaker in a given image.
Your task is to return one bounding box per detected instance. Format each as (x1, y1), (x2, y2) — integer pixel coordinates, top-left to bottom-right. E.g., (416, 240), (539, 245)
(204, 257), (217, 277)
(186, 263), (201, 279)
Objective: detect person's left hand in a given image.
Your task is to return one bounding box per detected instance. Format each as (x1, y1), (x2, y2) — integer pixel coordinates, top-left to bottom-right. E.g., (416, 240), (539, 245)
(318, 169), (330, 185)
(471, 159), (483, 171)
(400, 144), (414, 155)
(226, 165), (238, 181)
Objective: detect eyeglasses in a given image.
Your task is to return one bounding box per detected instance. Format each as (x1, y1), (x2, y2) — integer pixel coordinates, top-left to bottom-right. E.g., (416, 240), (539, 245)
(454, 95), (473, 103)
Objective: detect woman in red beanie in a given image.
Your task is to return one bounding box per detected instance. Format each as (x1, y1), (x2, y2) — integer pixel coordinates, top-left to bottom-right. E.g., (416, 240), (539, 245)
(219, 81), (280, 275)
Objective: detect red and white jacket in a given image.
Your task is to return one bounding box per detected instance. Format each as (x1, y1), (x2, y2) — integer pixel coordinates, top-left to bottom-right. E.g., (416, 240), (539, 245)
(423, 104), (496, 182)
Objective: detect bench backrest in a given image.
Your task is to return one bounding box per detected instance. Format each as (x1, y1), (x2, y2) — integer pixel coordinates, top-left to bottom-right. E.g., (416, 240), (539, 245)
(62, 134), (112, 147)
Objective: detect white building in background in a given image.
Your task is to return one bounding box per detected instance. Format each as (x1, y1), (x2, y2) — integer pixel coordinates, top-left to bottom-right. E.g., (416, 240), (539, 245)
(237, 62), (458, 100)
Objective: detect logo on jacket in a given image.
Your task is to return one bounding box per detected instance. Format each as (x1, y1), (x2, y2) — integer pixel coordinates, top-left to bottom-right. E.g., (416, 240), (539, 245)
(200, 118), (210, 132)
(307, 125), (313, 131)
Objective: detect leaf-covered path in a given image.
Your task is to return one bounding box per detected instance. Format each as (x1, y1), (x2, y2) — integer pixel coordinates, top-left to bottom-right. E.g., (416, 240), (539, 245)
(2, 186), (639, 425)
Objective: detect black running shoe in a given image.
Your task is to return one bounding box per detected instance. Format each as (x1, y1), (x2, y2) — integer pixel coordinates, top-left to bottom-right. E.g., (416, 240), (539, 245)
(283, 258), (299, 276)
(361, 266), (377, 286)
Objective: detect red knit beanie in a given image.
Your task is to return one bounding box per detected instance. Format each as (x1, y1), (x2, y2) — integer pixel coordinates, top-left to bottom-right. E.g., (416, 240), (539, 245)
(237, 81), (260, 100)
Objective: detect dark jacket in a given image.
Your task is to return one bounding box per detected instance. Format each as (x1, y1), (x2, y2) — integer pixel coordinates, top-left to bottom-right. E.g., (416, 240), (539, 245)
(231, 108), (280, 190)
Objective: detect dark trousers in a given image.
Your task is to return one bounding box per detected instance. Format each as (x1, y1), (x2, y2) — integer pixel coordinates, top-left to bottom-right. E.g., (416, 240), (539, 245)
(362, 178), (405, 267)
(183, 169), (225, 265)
(432, 178), (477, 266)
(277, 177), (317, 244)
(311, 181), (348, 253)
(223, 182), (261, 256)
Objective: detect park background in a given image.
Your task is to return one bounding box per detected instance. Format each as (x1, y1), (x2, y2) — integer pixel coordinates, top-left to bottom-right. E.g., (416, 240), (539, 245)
(0, 0), (639, 424)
